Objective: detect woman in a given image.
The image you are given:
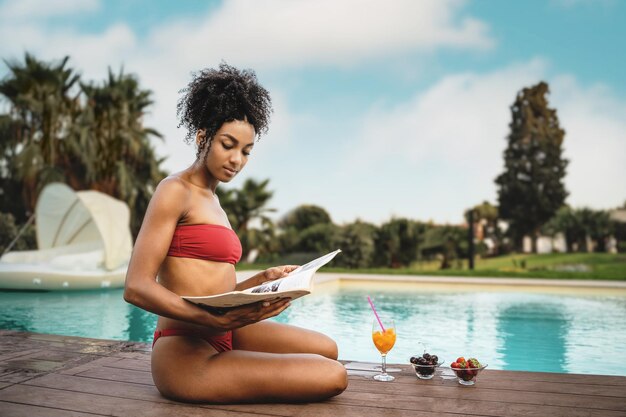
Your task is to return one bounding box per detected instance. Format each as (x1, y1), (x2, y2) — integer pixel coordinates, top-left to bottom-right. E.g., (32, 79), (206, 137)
(123, 64), (348, 403)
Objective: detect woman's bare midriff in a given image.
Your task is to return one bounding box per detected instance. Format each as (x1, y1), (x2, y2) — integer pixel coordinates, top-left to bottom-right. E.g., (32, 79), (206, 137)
(156, 256), (237, 337)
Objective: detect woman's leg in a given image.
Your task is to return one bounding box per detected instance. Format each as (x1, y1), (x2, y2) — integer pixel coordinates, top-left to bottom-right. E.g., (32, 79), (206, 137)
(233, 321), (339, 359)
(151, 336), (347, 403)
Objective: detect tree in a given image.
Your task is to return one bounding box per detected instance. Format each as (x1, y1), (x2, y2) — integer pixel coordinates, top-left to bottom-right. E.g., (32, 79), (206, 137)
(80, 68), (166, 235)
(466, 201), (502, 256)
(420, 225), (467, 269)
(217, 178), (276, 258)
(334, 220), (376, 269)
(0, 115), (27, 222)
(294, 223), (339, 254)
(0, 54), (166, 238)
(279, 205), (332, 231)
(0, 53), (82, 215)
(372, 218), (425, 268)
(276, 205), (334, 256)
(543, 206), (583, 252)
(0, 212), (36, 254)
(544, 207), (614, 252)
(495, 81), (568, 252)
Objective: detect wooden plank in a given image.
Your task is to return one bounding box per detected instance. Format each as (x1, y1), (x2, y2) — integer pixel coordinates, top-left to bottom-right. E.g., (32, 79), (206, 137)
(335, 387), (626, 416)
(15, 373), (471, 417)
(75, 365), (153, 385)
(25, 333), (119, 347)
(102, 357), (151, 372)
(2, 331), (626, 417)
(109, 350), (151, 360)
(347, 367), (626, 397)
(348, 363), (626, 387)
(348, 374), (626, 398)
(0, 384), (278, 417)
(0, 401), (105, 416)
(24, 353), (626, 409)
(0, 348), (42, 362)
(23, 371), (626, 417)
(24, 373), (164, 402)
(58, 357), (123, 376)
(0, 367), (43, 384)
(476, 369), (626, 386)
(214, 402), (466, 417)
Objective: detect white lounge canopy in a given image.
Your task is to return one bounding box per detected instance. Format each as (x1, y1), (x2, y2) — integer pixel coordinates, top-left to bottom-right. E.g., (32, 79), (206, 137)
(35, 183), (133, 271)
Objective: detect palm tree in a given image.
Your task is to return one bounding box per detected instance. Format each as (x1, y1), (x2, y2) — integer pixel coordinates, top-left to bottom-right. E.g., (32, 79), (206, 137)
(217, 178), (276, 259)
(80, 68), (166, 236)
(0, 54), (166, 238)
(0, 53), (82, 213)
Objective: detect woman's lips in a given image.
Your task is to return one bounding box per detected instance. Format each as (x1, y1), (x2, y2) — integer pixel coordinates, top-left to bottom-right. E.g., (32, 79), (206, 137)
(224, 167), (237, 177)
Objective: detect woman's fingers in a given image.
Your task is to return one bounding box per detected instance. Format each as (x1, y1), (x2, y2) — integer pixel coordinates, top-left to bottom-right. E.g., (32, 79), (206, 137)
(224, 298), (291, 328)
(259, 299), (291, 320)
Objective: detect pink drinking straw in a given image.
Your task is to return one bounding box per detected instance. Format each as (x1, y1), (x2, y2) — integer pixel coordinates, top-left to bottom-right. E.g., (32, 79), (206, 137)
(367, 296), (386, 332)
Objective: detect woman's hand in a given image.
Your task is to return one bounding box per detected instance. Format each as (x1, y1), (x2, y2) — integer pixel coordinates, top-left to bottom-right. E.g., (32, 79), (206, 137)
(234, 265), (299, 292)
(261, 265), (300, 283)
(214, 298), (291, 330)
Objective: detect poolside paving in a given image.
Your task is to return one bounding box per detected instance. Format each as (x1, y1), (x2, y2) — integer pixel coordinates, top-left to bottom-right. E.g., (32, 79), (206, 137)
(1, 329), (625, 417)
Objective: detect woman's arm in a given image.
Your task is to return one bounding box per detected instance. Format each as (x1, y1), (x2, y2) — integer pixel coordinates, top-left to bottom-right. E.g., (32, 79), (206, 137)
(123, 178), (220, 327)
(123, 178), (290, 330)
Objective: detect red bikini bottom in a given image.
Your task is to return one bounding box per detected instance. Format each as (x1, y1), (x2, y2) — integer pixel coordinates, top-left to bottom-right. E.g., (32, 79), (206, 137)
(152, 329), (233, 352)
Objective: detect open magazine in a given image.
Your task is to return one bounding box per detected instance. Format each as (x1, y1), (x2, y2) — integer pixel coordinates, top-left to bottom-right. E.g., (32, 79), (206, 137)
(182, 249), (341, 310)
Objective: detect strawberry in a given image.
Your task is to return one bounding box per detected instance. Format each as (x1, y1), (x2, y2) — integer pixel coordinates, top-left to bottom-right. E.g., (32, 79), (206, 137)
(450, 361), (459, 369)
(468, 358), (481, 369)
(456, 356), (466, 364)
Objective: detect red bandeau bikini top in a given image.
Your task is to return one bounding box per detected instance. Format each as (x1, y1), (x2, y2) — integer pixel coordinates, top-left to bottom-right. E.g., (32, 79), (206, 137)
(167, 224), (242, 265)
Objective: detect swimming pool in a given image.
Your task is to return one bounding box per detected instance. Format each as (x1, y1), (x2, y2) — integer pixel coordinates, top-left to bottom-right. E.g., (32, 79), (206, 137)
(1, 280), (624, 376)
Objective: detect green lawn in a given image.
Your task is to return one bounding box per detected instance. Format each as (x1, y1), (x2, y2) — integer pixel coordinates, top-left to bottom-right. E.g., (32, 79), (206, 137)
(240, 253), (626, 280)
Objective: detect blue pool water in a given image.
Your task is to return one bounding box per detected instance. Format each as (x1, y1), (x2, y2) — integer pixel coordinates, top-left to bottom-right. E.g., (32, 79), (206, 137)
(1, 282), (625, 376)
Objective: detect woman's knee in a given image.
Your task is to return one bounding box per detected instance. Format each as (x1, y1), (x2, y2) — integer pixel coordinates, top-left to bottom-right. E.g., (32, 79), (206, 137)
(316, 334), (339, 360)
(324, 360), (348, 397)
(153, 374), (225, 403)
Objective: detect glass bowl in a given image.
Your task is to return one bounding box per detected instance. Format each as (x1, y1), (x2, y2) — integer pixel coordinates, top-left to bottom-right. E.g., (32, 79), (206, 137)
(451, 363), (488, 385)
(410, 361), (444, 380)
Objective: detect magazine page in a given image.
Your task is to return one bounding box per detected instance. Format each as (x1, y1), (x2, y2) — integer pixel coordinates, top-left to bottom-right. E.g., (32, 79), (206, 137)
(244, 249), (341, 294)
(182, 249), (341, 308)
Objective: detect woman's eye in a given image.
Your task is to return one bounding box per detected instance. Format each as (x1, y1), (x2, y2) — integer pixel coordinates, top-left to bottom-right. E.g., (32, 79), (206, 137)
(222, 143), (233, 150)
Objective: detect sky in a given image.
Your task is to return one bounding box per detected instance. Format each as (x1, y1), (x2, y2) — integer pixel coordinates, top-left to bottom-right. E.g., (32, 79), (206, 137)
(0, 0), (624, 225)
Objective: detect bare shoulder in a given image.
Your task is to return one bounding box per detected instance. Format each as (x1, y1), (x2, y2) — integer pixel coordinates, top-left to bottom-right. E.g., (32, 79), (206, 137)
(145, 176), (192, 221)
(156, 175), (191, 196)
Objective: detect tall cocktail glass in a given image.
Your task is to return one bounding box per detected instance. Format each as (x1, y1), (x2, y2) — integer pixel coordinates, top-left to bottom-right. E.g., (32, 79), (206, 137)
(371, 318), (396, 382)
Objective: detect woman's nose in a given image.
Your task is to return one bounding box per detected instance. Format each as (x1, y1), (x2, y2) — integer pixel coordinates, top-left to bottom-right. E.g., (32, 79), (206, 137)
(229, 151), (242, 166)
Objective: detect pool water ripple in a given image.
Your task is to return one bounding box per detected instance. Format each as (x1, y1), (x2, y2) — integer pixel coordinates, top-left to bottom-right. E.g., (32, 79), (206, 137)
(0, 284), (624, 376)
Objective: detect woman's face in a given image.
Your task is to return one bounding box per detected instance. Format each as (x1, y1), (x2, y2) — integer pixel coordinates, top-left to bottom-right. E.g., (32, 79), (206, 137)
(201, 119), (255, 182)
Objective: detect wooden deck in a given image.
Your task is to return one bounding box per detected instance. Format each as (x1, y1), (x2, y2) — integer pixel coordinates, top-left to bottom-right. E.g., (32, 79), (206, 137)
(1, 330), (625, 416)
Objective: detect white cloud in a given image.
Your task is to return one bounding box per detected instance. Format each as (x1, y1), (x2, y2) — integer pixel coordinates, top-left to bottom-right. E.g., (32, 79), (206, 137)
(550, 76), (626, 210)
(0, 23), (136, 82)
(353, 59), (548, 167)
(1, 2), (623, 225)
(335, 59), (626, 224)
(0, 0), (494, 177)
(143, 0), (493, 70)
(0, 0), (100, 19)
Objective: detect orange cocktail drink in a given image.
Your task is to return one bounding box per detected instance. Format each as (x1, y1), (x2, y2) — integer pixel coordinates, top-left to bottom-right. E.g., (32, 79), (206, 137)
(372, 328), (396, 354)
(371, 318), (396, 382)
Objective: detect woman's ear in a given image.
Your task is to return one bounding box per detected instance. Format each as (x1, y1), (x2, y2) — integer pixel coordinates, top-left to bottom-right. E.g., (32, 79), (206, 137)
(195, 129), (206, 146)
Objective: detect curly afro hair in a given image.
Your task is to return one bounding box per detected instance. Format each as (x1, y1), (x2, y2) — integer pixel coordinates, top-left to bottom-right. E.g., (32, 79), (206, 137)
(177, 63), (272, 159)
